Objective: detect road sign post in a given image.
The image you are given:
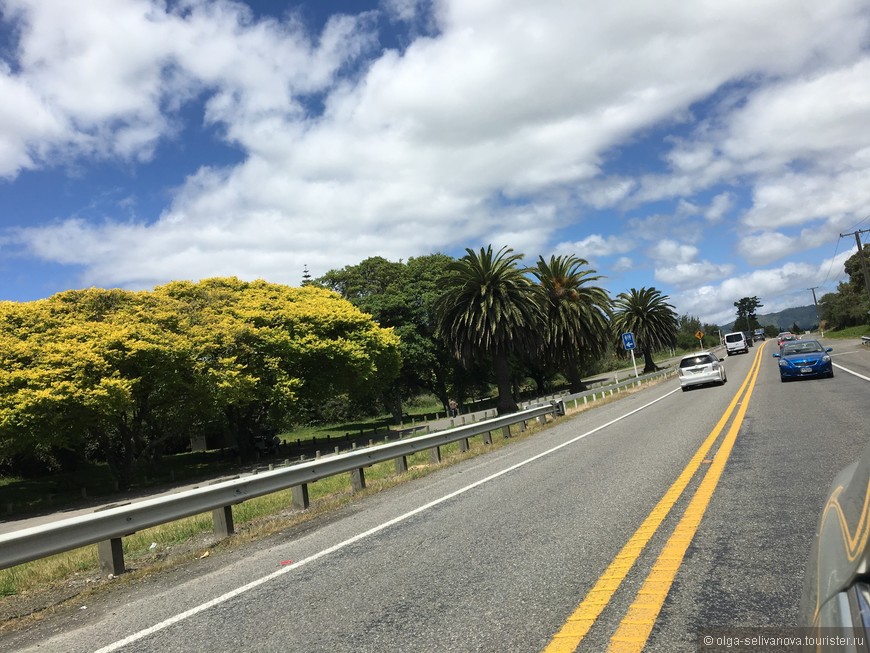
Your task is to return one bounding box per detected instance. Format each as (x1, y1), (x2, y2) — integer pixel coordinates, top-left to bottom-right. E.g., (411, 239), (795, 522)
(622, 332), (639, 378)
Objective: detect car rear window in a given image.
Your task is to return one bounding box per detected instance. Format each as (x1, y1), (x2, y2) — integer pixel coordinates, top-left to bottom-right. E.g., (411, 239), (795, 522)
(782, 342), (823, 355)
(725, 334), (743, 343)
(680, 355), (714, 368)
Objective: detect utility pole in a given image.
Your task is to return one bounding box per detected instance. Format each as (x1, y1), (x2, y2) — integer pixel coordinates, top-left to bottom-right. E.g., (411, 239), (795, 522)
(840, 229), (870, 310)
(808, 287), (822, 335)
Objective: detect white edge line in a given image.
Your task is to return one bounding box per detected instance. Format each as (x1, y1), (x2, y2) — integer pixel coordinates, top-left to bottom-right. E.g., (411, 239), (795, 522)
(94, 386), (680, 653)
(833, 362), (870, 381)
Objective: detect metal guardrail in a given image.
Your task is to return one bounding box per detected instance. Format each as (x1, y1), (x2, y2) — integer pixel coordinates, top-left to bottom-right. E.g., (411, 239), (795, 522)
(521, 366), (676, 409)
(0, 402), (561, 575)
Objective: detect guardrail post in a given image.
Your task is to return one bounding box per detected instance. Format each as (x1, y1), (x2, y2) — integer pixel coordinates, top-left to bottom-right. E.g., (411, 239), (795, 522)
(213, 505), (234, 537)
(395, 455), (408, 473)
(483, 431), (493, 445)
(430, 446), (441, 464)
(351, 468), (366, 491)
(502, 425), (511, 439)
(459, 437), (469, 452)
(292, 484), (310, 510)
(98, 538), (125, 576)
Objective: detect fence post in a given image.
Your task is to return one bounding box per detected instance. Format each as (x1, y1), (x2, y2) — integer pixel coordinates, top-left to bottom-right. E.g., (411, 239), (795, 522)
(98, 538), (125, 576)
(213, 505), (234, 537)
(350, 467), (366, 492)
(292, 484), (310, 510)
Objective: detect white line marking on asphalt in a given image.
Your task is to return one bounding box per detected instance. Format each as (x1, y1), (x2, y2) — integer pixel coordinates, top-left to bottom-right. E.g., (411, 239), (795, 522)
(94, 387), (680, 653)
(833, 362), (870, 381)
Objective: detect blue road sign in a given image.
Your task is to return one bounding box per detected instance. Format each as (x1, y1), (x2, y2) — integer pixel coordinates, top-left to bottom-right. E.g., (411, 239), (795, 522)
(622, 332), (636, 350)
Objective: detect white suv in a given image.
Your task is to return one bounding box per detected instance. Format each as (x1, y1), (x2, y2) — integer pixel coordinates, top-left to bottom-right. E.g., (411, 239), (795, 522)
(678, 351), (727, 391)
(724, 331), (749, 355)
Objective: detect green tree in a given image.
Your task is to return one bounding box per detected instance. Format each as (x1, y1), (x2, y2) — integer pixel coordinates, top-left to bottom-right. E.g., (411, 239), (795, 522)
(434, 246), (545, 415)
(530, 254), (611, 392)
(819, 245), (870, 329)
(733, 297), (763, 333)
(820, 286), (868, 329)
(319, 254), (465, 420)
(611, 287), (679, 373)
(675, 314), (719, 350)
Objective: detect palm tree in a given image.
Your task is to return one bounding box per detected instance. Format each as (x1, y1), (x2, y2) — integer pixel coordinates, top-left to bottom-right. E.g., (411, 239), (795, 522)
(531, 255), (612, 392)
(434, 246), (544, 415)
(612, 287), (678, 373)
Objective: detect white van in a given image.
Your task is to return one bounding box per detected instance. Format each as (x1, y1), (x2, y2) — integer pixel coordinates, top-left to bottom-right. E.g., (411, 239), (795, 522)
(724, 331), (749, 355)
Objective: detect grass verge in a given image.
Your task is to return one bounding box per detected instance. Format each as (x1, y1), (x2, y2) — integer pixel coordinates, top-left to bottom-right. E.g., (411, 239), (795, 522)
(822, 325), (870, 339)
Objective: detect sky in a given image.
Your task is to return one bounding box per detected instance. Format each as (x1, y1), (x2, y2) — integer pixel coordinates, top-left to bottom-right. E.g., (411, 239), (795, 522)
(1, 0), (870, 325)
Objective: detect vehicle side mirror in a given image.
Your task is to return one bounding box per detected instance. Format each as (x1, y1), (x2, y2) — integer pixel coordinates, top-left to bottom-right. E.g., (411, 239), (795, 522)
(826, 347), (833, 352)
(772, 353), (780, 358)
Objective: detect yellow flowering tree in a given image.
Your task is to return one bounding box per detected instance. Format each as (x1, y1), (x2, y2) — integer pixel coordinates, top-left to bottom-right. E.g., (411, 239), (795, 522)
(0, 279), (400, 488)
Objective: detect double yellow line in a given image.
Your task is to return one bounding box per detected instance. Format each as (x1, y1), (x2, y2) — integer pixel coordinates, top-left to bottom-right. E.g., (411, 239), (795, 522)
(543, 343), (767, 653)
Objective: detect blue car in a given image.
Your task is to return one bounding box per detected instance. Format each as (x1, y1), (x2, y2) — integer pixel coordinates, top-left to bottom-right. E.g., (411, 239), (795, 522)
(772, 339), (833, 381)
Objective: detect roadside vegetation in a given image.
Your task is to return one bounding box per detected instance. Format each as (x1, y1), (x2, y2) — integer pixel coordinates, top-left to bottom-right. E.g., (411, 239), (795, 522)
(821, 325), (870, 339)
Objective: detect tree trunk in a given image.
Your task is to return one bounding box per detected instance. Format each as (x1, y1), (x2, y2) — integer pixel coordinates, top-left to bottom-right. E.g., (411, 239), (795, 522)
(381, 384), (404, 424)
(492, 351), (519, 414)
(566, 364), (587, 393)
(641, 347), (658, 373)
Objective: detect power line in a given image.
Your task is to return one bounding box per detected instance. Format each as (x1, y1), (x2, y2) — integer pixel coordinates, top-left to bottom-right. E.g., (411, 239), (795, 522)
(817, 236), (842, 290)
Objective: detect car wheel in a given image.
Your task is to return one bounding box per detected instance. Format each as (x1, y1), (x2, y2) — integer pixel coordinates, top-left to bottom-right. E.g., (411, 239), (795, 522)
(721, 372), (727, 384)
(780, 376), (787, 382)
(828, 370), (835, 378)
(681, 386), (689, 392)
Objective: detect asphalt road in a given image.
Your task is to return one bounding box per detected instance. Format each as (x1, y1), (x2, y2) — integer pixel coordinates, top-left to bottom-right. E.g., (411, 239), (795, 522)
(4, 338), (869, 653)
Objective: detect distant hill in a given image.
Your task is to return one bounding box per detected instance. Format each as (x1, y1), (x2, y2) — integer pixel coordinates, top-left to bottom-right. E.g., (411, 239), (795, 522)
(722, 305), (819, 332)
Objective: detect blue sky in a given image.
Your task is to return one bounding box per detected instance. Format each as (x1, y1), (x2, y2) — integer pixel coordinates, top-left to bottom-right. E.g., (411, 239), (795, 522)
(2, 0), (870, 325)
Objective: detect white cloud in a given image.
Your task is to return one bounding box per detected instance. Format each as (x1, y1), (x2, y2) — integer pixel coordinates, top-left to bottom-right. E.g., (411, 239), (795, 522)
(382, 0), (423, 23)
(705, 192), (732, 222)
(655, 261), (734, 287)
(613, 256), (633, 272)
(2, 0), (870, 301)
(0, 0), (374, 174)
(674, 255), (851, 324)
(722, 58), (870, 168)
(650, 240), (733, 288)
(742, 170), (870, 230)
(737, 214), (858, 266)
(555, 233), (634, 259)
(650, 240), (698, 263)
(580, 177), (637, 209)
(633, 53), (870, 267)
